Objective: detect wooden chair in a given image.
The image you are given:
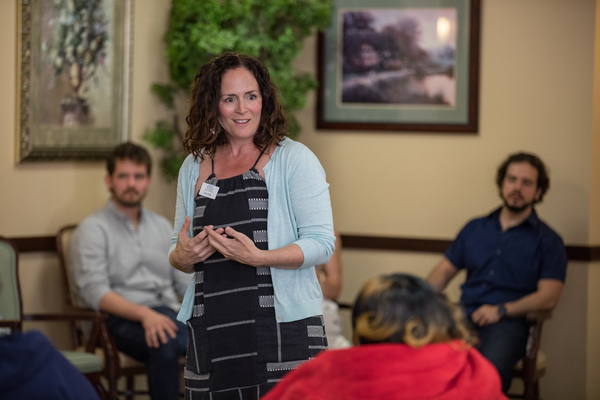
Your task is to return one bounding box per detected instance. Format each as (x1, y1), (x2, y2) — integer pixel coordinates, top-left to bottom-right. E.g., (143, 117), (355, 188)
(0, 236), (106, 399)
(57, 224), (185, 400)
(509, 312), (551, 400)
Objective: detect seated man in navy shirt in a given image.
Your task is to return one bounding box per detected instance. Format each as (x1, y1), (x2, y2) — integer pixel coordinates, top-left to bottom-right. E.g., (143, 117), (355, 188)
(427, 152), (567, 393)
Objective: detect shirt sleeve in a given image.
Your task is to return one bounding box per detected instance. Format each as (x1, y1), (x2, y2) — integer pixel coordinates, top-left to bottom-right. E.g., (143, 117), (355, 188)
(444, 222), (474, 270)
(156, 214), (193, 298)
(68, 220), (112, 310)
(539, 230), (568, 282)
(172, 268), (194, 298)
(286, 145), (336, 268)
(170, 154), (196, 257)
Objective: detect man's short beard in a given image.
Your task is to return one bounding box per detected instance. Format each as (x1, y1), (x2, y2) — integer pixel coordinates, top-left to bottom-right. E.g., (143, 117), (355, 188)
(503, 199), (533, 213)
(111, 188), (144, 208)
(114, 198), (142, 208)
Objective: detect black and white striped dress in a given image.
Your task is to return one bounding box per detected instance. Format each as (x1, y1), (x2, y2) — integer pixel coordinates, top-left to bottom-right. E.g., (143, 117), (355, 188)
(184, 149), (327, 399)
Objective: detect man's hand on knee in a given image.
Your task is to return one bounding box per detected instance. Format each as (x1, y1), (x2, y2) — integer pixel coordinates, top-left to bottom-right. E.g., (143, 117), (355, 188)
(471, 304), (504, 327)
(141, 309), (179, 348)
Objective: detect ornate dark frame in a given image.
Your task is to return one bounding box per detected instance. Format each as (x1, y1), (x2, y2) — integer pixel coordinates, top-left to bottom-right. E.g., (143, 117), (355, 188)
(316, 0), (481, 133)
(16, 0), (134, 162)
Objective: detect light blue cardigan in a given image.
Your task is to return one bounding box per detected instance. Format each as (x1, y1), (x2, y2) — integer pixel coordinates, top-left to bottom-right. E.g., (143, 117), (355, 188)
(170, 138), (335, 323)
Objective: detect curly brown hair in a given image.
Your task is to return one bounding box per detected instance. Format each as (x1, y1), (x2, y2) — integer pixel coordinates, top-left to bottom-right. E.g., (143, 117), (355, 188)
(183, 52), (288, 160)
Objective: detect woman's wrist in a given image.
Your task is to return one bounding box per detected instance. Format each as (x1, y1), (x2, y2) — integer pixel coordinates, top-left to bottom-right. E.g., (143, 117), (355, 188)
(253, 244), (304, 269)
(169, 249), (180, 267)
(252, 249), (266, 268)
(169, 249), (191, 272)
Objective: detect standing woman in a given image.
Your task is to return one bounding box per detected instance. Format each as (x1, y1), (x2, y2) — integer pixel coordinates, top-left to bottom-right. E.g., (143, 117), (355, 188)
(169, 52), (335, 399)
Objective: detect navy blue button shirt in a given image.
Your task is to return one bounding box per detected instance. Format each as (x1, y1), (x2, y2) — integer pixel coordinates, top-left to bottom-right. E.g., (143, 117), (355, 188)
(445, 207), (567, 316)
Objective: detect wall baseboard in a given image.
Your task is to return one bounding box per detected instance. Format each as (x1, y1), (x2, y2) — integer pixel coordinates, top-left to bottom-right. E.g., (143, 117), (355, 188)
(340, 234), (599, 262)
(7, 234), (600, 262)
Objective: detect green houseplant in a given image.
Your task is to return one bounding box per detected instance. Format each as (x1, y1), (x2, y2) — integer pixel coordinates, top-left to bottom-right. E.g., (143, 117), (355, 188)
(145, 0), (333, 181)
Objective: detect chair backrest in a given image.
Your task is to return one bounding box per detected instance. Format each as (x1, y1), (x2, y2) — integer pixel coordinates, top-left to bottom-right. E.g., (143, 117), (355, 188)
(0, 237), (23, 333)
(56, 226), (150, 398)
(56, 225), (79, 308)
(56, 225), (92, 347)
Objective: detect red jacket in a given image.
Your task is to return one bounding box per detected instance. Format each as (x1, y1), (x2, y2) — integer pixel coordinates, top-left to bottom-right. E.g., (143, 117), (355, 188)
(262, 340), (507, 400)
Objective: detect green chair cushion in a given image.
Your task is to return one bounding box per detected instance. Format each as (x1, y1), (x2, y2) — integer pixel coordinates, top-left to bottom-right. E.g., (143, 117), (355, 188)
(0, 241), (20, 321)
(59, 350), (103, 374)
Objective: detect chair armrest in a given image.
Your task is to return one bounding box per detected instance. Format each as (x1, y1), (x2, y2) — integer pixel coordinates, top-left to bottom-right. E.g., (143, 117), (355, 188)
(23, 310), (100, 322)
(24, 310), (122, 374)
(23, 311), (103, 353)
(0, 320), (21, 333)
(525, 310), (552, 323)
(336, 301), (353, 310)
(519, 310), (551, 380)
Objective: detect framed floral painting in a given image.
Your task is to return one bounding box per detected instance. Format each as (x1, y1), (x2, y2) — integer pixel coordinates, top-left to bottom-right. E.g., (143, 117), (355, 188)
(16, 0), (133, 162)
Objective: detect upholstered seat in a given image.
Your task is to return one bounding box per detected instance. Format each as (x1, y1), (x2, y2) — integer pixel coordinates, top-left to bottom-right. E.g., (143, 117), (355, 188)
(0, 236), (105, 399)
(513, 350), (547, 372)
(61, 349), (105, 374)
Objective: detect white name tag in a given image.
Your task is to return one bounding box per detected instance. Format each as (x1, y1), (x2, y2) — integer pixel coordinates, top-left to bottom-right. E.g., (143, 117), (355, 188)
(199, 182), (219, 199)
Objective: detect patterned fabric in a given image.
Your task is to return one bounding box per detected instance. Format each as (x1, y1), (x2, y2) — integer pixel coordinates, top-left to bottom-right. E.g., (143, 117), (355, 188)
(185, 152), (327, 399)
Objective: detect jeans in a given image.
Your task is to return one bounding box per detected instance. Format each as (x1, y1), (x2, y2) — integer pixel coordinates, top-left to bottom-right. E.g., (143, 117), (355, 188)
(106, 306), (188, 400)
(470, 316), (530, 393)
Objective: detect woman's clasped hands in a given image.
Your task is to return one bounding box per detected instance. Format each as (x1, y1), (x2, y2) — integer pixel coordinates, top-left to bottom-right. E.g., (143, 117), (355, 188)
(204, 225), (262, 267)
(170, 216), (223, 272)
(171, 216), (262, 272)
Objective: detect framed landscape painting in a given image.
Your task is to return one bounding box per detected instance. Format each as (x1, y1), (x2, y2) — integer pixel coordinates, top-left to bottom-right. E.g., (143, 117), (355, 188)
(16, 0), (133, 162)
(317, 0), (480, 132)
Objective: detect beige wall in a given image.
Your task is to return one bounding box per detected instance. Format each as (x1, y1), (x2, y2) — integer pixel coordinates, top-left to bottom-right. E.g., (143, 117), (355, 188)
(0, 0), (177, 238)
(0, 0), (178, 344)
(1, 0), (599, 399)
(587, 263), (600, 399)
(592, 0), (600, 245)
(298, 1), (594, 244)
(588, 2), (600, 398)
(295, 1), (598, 398)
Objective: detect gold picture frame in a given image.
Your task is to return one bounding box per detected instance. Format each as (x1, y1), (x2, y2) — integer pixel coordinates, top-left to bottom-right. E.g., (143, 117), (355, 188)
(16, 0), (133, 162)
